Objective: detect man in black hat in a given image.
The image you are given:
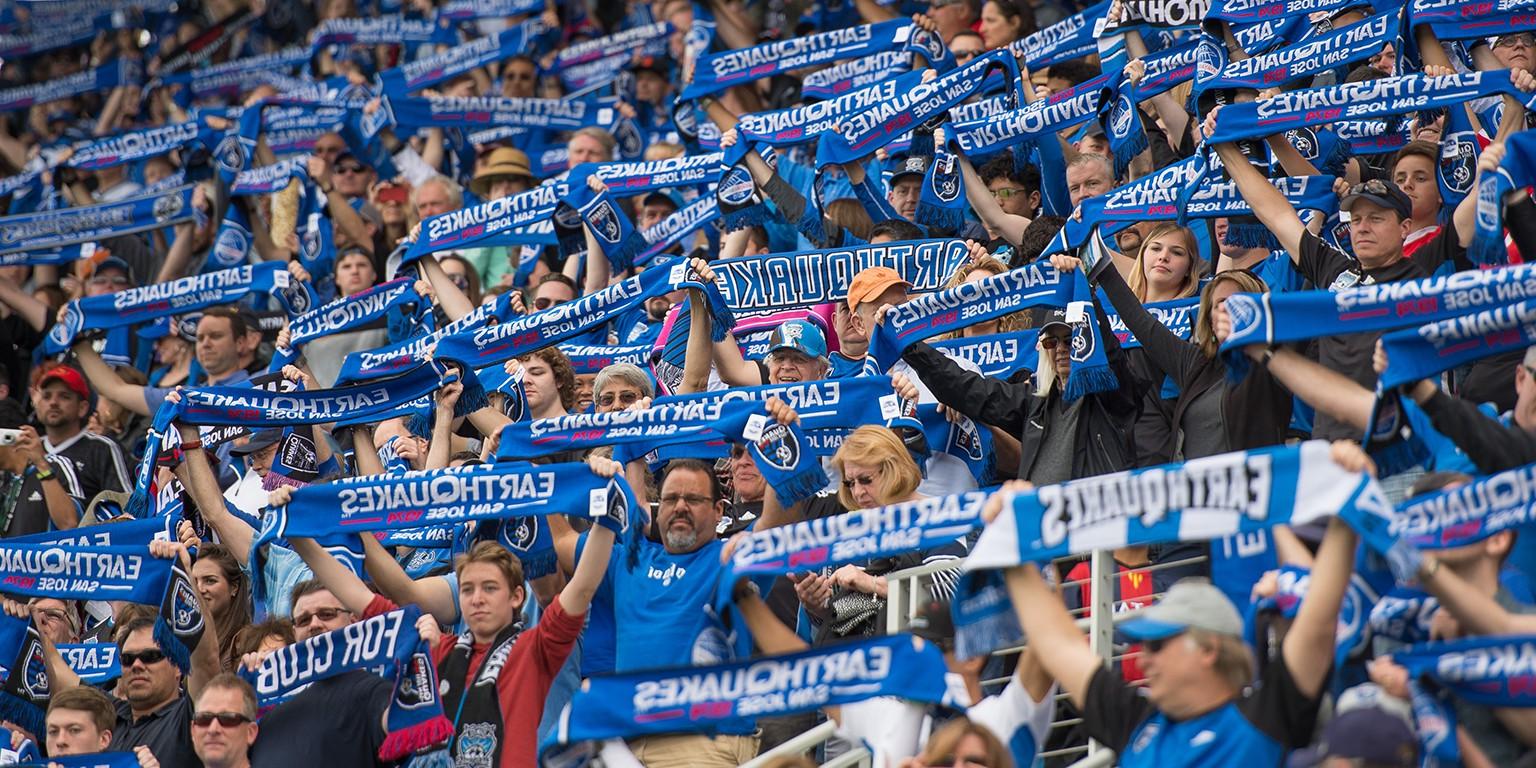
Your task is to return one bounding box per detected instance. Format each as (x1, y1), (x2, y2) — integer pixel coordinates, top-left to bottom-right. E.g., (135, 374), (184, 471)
(886, 155), (927, 221)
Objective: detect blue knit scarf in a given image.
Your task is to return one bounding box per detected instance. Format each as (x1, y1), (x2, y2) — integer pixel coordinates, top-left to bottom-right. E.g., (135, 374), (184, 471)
(544, 634), (952, 749)
(1206, 0), (1361, 24)
(682, 19), (933, 101)
(1099, 0), (1210, 35)
(378, 22), (557, 94)
(153, 45), (309, 104)
(637, 196), (717, 266)
(1129, 38), (1201, 101)
(869, 260), (1069, 369)
(57, 643), (120, 684)
(0, 58), (138, 111)
(307, 15), (454, 50)
(273, 276), (425, 369)
(952, 72), (1108, 156)
(1395, 634), (1536, 707)
(434, 0), (545, 22)
(336, 292), (521, 383)
(801, 51), (911, 100)
(816, 49), (1016, 166)
(1472, 128), (1536, 266)
(15, 754), (138, 768)
(1009, 0), (1106, 67)
(240, 605), (453, 761)
(0, 184), (199, 259)
(64, 119), (218, 171)
(964, 440), (1397, 570)
(1205, 9), (1397, 91)
(45, 261), (312, 355)
(710, 238), (972, 318)
(498, 399), (828, 506)
(1392, 461), (1536, 549)
(931, 331), (1040, 378)
(917, 146), (967, 233)
(552, 21), (672, 75)
(383, 94), (634, 134)
(0, 543), (174, 604)
(737, 70), (927, 149)
(1408, 0), (1536, 41)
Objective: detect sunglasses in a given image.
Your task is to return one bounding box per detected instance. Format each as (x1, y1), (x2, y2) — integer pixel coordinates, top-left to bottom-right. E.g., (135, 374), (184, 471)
(533, 297), (563, 310)
(952, 49), (982, 61)
(1039, 334), (1070, 350)
(192, 711), (253, 728)
(334, 163), (367, 175)
(841, 475), (878, 490)
(445, 273), (470, 290)
(293, 606), (351, 626)
(121, 649), (167, 667)
(1142, 633), (1185, 654)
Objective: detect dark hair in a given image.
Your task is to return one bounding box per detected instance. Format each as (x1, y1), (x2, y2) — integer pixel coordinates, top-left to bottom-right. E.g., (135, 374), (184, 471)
(869, 220), (924, 242)
(661, 458), (725, 502)
(0, 398), (24, 429)
(196, 543), (252, 671)
(113, 616), (159, 648)
(201, 306), (250, 338)
(535, 272), (579, 295)
(984, 0), (1037, 40)
(1345, 64), (1389, 83)
(1017, 215), (1067, 264)
(520, 346), (578, 410)
(234, 618), (295, 658)
(1410, 471), (1474, 499)
(1046, 59), (1100, 87)
(48, 686), (116, 734)
(1392, 140), (1440, 173)
(977, 153), (1024, 186)
(288, 578), (331, 609)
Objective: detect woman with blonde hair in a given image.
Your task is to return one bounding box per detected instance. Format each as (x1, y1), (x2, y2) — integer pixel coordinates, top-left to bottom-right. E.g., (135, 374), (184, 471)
(1126, 223), (1202, 303)
(831, 425), (925, 511)
(902, 718), (1014, 768)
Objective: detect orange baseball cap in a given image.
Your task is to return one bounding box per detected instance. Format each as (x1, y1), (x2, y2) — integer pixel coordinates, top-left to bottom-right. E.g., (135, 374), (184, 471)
(845, 267), (912, 311)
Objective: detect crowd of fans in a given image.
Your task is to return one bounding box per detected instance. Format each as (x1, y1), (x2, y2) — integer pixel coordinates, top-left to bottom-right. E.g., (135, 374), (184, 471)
(0, 0), (1535, 765)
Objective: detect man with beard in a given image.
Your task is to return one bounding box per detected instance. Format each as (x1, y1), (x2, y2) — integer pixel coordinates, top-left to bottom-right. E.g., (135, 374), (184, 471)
(29, 363), (127, 506)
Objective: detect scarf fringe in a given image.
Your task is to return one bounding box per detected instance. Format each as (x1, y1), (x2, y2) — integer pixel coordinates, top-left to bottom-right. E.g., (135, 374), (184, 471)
(1111, 125), (1147, 181)
(153, 616), (192, 675)
(0, 693), (43, 744)
(403, 748), (455, 768)
(916, 202), (965, 235)
(1064, 365), (1118, 403)
(379, 714), (454, 761)
(1224, 220), (1280, 250)
(454, 367), (490, 417)
(795, 204), (831, 248)
(773, 465), (827, 508)
(720, 203), (770, 234)
(518, 549), (559, 580)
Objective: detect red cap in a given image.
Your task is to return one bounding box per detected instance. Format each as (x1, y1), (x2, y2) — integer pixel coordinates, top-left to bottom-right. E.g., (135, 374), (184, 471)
(38, 365), (90, 401)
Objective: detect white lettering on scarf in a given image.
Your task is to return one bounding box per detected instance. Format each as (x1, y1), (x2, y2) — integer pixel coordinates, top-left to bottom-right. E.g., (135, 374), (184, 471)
(632, 646), (892, 714)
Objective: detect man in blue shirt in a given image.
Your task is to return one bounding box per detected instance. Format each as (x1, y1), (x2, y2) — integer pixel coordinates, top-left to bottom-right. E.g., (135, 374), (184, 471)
(996, 441), (1371, 766)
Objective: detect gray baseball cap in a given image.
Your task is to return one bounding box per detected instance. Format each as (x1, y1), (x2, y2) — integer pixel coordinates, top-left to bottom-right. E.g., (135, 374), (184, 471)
(1117, 578), (1244, 640)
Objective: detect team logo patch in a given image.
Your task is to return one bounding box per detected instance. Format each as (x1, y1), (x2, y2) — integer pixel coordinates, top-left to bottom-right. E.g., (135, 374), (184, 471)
(48, 302), (84, 349)
(455, 722), (497, 768)
(616, 119), (644, 158)
(21, 638), (47, 700)
(553, 203), (583, 229)
(505, 516), (539, 552)
(1109, 95), (1135, 140)
(212, 227), (249, 267)
(932, 157), (960, 203)
(279, 283), (313, 315)
(753, 422), (801, 473)
(911, 26), (945, 60)
(1287, 127), (1318, 160)
(170, 572), (205, 637)
(1441, 133), (1477, 195)
(951, 416), (985, 461)
(153, 193), (184, 222)
(395, 652), (435, 709)
(1069, 323), (1095, 364)
(214, 135), (246, 174)
(604, 478), (630, 531)
(586, 199), (624, 244)
(718, 167), (756, 206)
(1222, 293), (1263, 341)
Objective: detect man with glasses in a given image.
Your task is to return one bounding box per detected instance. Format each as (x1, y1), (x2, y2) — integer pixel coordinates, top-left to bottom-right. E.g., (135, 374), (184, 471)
(500, 56), (538, 98)
(950, 30), (985, 62)
(1489, 32), (1534, 73)
(191, 675), (258, 768)
(926, 0), (979, 43)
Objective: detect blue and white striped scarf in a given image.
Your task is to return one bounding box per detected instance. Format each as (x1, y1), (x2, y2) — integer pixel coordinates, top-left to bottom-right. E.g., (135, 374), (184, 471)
(1205, 9), (1398, 91)
(681, 19), (936, 101)
(0, 184), (199, 258)
(0, 58), (138, 112)
(870, 260), (1069, 369)
(801, 51), (911, 100)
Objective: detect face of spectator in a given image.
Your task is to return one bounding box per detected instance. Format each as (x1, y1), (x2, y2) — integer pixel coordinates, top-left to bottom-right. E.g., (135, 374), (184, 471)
(729, 445), (766, 502)
(1413, 114), (1443, 144)
(1077, 134), (1112, 158)
(596, 378), (645, 413)
(926, 0), (975, 42)
(567, 134), (611, 166)
(332, 157), (374, 197)
(519, 356), (563, 415)
(459, 561), (524, 642)
(767, 349), (826, 385)
(191, 686), (258, 767)
(1067, 162), (1113, 207)
(1138, 632), (1222, 712)
(143, 157), (175, 186)
(192, 559), (236, 618)
(415, 181), (455, 220)
(1393, 154), (1441, 223)
(438, 258), (472, 296)
(502, 59), (537, 98)
(31, 599), (76, 644)
(1040, 325), (1072, 378)
(888, 176), (922, 220)
(86, 266), (132, 296)
(1370, 42), (1396, 73)
(1495, 33), (1535, 72)
(33, 381), (87, 431)
(1140, 233), (1193, 298)
(852, 285), (910, 343)
(489, 176), (527, 200)
(978, 0), (1021, 49)
(121, 627), (180, 711)
(950, 33), (984, 65)
(311, 134), (347, 165)
(1116, 227), (1144, 256)
(532, 281), (575, 311)
(291, 588), (355, 641)
(639, 200), (677, 231)
(196, 315), (243, 378)
(840, 460), (887, 509)
(657, 466), (723, 554)
(336, 252), (377, 297)
(1345, 200), (1409, 264)
(635, 70), (669, 104)
(573, 374), (595, 412)
(46, 708), (109, 756)
(987, 176), (1032, 216)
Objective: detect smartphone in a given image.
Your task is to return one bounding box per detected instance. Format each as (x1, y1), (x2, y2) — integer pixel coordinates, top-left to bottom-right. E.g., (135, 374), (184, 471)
(377, 183), (409, 205)
(0, 428), (20, 446)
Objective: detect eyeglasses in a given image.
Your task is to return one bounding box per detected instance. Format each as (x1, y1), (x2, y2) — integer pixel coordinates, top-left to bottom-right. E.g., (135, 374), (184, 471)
(953, 49), (982, 61)
(445, 273), (470, 290)
(533, 296), (564, 310)
(121, 649), (167, 667)
(990, 187), (1025, 200)
(659, 493), (714, 508)
(1039, 334), (1070, 350)
(88, 275), (131, 287)
(34, 608), (68, 624)
(334, 163), (367, 175)
(293, 606), (352, 627)
(1142, 633), (1185, 654)
(841, 474), (878, 490)
(1496, 33), (1535, 49)
(934, 756), (990, 768)
(1349, 179), (1392, 197)
(598, 391), (641, 408)
(192, 712), (253, 728)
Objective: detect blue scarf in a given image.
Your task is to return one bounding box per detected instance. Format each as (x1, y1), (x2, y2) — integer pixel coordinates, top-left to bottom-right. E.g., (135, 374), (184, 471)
(432, 263), (732, 370)
(560, 343), (652, 374)
(0, 58), (138, 111)
(384, 94), (634, 134)
(1100, 76), (1148, 179)
(1059, 271), (1122, 401)
(45, 261), (312, 355)
(230, 156), (310, 196)
(737, 70), (927, 148)
(682, 19), (931, 101)
(1392, 461), (1536, 549)
(0, 184), (199, 258)
(1128, 38), (1201, 101)
(378, 22), (556, 94)
(1206, 0), (1360, 24)
(14, 755), (138, 768)
(1394, 634), (1536, 707)
(0, 24), (101, 58)
(170, 362), (455, 427)
(1408, 0), (1536, 41)
(58, 642), (121, 684)
(336, 292), (522, 383)
(64, 119), (217, 171)
(0, 543), (174, 604)
(1369, 586), (1438, 647)
(816, 49), (1016, 166)
(545, 634), (952, 746)
(240, 605), (453, 761)
(153, 45), (310, 104)
(1009, 0), (1107, 67)
(1472, 128), (1536, 266)
(1100, 0), (1210, 34)
(552, 21), (672, 82)
(801, 50), (911, 99)
(964, 440), (1397, 569)
(1106, 295), (1200, 348)
(497, 399), (828, 505)
(637, 196), (718, 266)
(711, 238), (971, 318)
(932, 331), (1041, 379)
(407, 183), (562, 260)
(1205, 9), (1397, 91)
(308, 15), (454, 49)
(917, 146), (967, 234)
(1438, 98), (1481, 211)
(952, 72), (1108, 156)
(434, 0), (544, 22)
(1219, 262), (1536, 380)
(870, 260), (1068, 369)
(274, 276), (425, 368)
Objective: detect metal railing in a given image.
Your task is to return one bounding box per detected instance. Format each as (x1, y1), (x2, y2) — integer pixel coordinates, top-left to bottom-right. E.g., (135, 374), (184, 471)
(752, 548), (1209, 768)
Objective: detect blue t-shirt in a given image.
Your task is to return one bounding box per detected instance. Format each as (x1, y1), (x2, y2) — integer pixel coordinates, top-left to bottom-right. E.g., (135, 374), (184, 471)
(828, 351), (867, 380)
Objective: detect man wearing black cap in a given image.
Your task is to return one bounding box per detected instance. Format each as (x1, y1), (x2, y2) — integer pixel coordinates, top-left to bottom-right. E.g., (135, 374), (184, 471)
(887, 155), (927, 221)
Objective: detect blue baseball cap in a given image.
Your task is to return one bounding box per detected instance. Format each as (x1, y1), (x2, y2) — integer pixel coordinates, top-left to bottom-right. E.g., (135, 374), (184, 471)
(767, 319), (827, 360)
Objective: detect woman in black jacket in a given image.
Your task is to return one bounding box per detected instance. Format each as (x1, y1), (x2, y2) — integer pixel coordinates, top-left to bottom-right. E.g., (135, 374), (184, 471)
(896, 285), (1142, 483)
(1073, 256), (1293, 458)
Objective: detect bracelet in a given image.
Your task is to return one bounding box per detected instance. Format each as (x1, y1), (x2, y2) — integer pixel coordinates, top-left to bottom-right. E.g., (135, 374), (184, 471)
(1419, 556), (1441, 581)
(1258, 345), (1278, 367)
(180, 439), (203, 451)
(32, 466), (55, 483)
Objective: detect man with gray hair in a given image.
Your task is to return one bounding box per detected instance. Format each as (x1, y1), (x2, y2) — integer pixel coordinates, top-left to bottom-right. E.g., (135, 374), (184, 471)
(593, 363), (654, 413)
(1065, 153), (1115, 208)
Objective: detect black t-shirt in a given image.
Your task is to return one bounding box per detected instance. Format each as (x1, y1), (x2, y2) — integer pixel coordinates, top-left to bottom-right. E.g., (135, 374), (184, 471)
(109, 693), (197, 768)
(1, 455), (83, 537)
(44, 431), (130, 507)
(251, 670), (393, 768)
(1082, 652), (1320, 764)
(1297, 231), (1429, 440)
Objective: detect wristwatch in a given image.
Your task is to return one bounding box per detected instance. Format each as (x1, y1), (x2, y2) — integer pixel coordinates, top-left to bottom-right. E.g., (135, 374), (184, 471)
(32, 465), (56, 483)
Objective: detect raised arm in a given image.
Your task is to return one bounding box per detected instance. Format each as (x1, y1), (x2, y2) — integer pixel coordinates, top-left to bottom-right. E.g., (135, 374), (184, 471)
(679, 258), (717, 395)
(1004, 563), (1100, 710)
(557, 457), (623, 616)
(1211, 116), (1308, 263)
(73, 340), (152, 416)
(954, 138), (1032, 246)
(173, 420), (254, 563)
(358, 533), (459, 624)
(1281, 442), (1365, 699)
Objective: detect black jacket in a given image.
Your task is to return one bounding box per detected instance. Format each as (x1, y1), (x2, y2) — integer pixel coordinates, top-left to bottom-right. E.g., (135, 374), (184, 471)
(1419, 389), (1536, 473)
(1097, 269), (1292, 457)
(901, 302), (1141, 480)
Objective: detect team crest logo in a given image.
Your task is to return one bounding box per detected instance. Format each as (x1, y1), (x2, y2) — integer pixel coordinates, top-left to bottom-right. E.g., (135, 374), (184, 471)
(951, 416), (985, 461)
(1476, 172), (1503, 232)
(604, 478), (630, 531)
(932, 157), (959, 202)
(279, 283), (313, 315)
(587, 199), (624, 244)
(456, 722), (497, 768)
(501, 386), (526, 422)
(1287, 127), (1318, 160)
(301, 225), (321, 259)
(280, 432), (318, 472)
(719, 167), (756, 206)
(1441, 134), (1477, 195)
(1109, 95), (1135, 140)
(153, 193), (184, 222)
(170, 572), (205, 636)
(1069, 323), (1095, 364)
(21, 639), (47, 700)
(753, 422), (801, 473)
(1221, 293), (1263, 341)
(48, 302), (84, 349)
(673, 103), (699, 138)
(553, 203), (583, 229)
(214, 135), (246, 175)
(616, 119), (643, 158)
(1194, 38), (1223, 82)
(505, 517), (539, 552)
(212, 227), (249, 267)
(911, 27), (945, 61)
(396, 652), (434, 709)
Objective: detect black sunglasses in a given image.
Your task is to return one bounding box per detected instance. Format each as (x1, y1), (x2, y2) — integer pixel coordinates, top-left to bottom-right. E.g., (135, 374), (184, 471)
(1142, 633), (1185, 654)
(192, 711), (253, 728)
(334, 163), (367, 174)
(121, 649), (167, 667)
